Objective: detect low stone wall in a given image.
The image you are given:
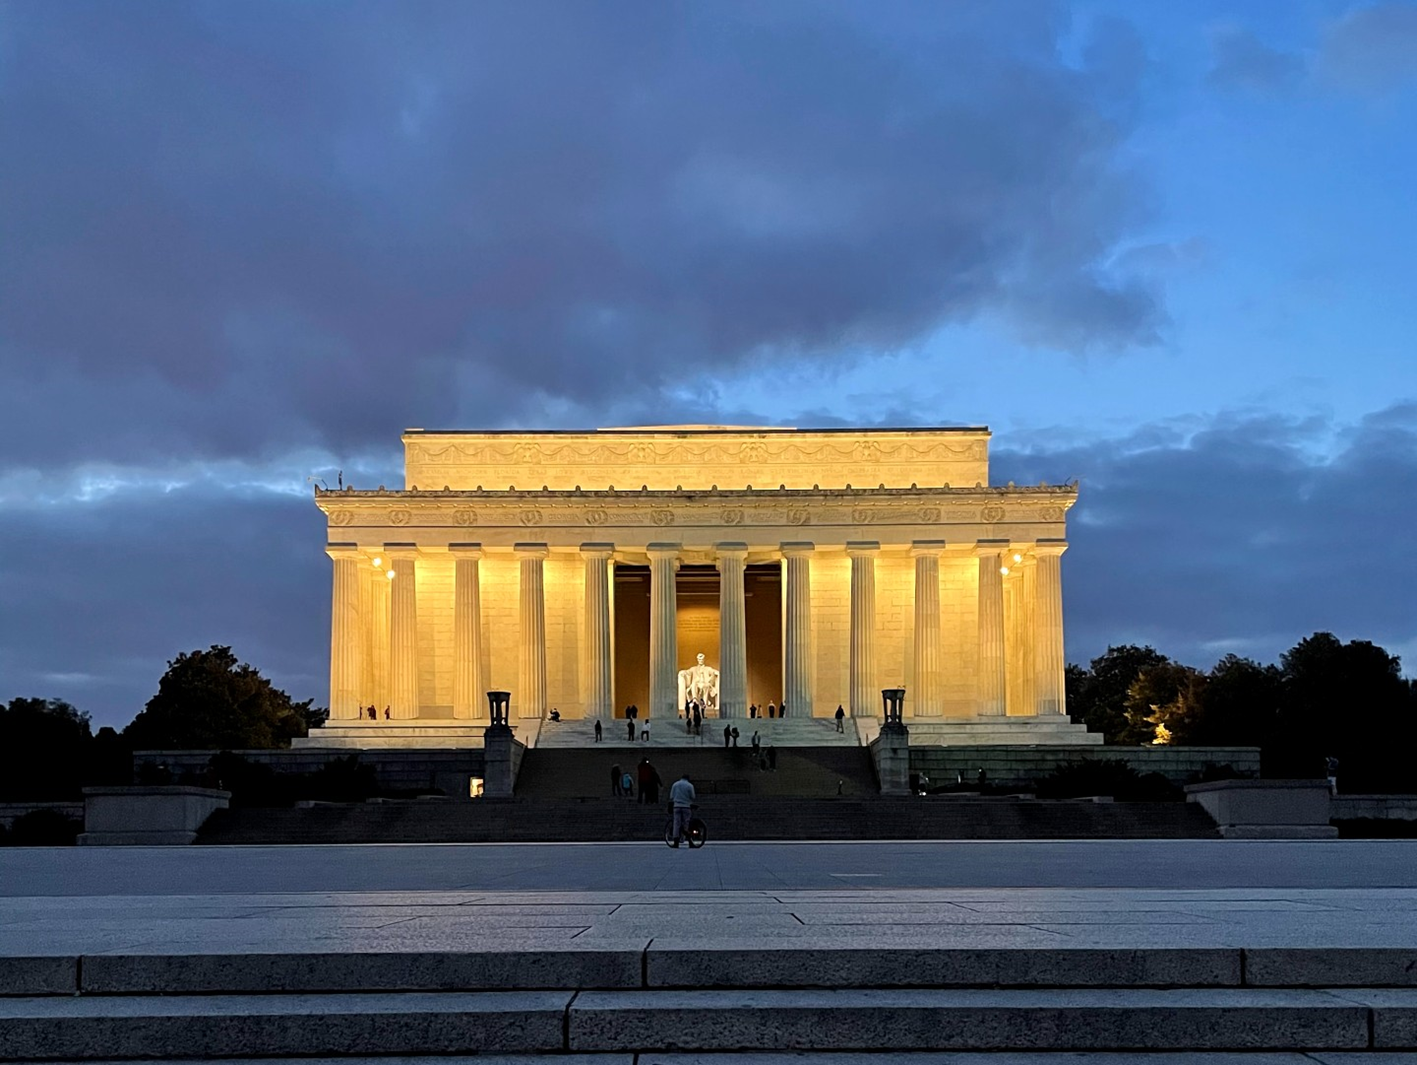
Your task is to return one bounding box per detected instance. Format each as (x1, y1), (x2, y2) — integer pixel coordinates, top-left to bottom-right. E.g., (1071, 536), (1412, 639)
(0, 802), (84, 830)
(908, 745), (1262, 788)
(79, 786), (230, 845)
(1185, 779), (1336, 839)
(133, 748), (486, 797)
(1333, 795), (1417, 821)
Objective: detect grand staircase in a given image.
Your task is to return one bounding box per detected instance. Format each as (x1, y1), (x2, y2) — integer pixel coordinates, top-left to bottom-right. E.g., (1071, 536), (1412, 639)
(197, 795), (1216, 844)
(534, 713), (857, 748)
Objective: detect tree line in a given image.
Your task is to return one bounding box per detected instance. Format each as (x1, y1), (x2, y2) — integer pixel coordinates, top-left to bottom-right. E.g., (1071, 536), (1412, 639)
(1068, 632), (1417, 789)
(0, 646), (325, 801)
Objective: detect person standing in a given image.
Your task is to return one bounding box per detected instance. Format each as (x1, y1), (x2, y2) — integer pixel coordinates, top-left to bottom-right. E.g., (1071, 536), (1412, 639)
(641, 717), (651, 742)
(730, 726), (740, 748)
(780, 700), (788, 719)
(692, 705), (702, 736)
(668, 773), (697, 848)
(767, 701), (776, 719)
(1325, 755), (1340, 796)
(751, 730), (761, 758)
(767, 744), (777, 771)
(723, 723), (732, 748)
(610, 763), (623, 797)
(594, 719), (603, 742)
(627, 718), (635, 742)
(834, 705), (846, 733)
(637, 758), (658, 805)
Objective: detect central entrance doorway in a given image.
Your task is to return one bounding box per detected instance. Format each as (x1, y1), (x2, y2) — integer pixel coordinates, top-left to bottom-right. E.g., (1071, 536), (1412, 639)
(611, 562), (782, 716)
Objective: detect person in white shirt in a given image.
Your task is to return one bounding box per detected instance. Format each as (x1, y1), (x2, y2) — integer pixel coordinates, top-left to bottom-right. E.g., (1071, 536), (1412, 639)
(668, 773), (697, 848)
(640, 717), (651, 742)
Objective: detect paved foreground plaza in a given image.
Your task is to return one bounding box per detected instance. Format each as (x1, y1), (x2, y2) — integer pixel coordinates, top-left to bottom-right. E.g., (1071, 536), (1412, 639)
(7, 841), (1417, 1061)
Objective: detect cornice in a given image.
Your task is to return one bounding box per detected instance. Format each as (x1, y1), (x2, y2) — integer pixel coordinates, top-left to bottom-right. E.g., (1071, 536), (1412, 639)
(314, 485), (1076, 530)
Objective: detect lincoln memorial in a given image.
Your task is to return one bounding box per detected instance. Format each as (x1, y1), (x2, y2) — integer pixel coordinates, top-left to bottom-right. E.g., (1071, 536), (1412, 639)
(302, 426), (1094, 748)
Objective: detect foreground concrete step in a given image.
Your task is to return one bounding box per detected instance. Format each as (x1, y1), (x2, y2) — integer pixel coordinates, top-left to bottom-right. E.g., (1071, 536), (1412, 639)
(7, 988), (1410, 1058)
(0, 992), (570, 1059)
(16, 945), (1417, 997)
(28, 1057), (1417, 1065)
(567, 988), (1385, 1051)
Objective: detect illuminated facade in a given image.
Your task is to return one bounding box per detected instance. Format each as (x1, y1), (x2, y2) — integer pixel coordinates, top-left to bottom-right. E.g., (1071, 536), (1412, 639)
(304, 426), (1097, 747)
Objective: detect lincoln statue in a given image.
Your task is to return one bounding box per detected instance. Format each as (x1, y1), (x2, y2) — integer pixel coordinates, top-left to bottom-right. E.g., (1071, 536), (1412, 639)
(678, 653), (720, 713)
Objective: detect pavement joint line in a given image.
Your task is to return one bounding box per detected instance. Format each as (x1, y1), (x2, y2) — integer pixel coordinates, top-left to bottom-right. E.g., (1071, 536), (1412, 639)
(563, 988), (579, 1051)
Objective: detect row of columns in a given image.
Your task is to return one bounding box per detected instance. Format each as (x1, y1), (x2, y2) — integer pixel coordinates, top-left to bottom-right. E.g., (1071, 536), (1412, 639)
(327, 537), (1068, 723)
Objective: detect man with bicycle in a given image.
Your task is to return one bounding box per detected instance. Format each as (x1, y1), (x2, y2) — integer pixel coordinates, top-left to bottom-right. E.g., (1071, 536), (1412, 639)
(668, 772), (697, 848)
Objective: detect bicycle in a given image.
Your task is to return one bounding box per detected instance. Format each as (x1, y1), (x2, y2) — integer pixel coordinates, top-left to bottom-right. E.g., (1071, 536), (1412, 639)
(663, 802), (707, 848)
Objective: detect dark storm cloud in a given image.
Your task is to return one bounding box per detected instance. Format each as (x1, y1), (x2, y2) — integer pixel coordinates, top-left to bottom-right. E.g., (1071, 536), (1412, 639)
(1, 0), (1163, 470)
(996, 403), (1417, 672)
(0, 486), (327, 728)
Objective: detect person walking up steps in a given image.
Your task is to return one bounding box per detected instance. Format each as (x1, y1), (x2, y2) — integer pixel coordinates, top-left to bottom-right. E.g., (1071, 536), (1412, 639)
(835, 704), (845, 732)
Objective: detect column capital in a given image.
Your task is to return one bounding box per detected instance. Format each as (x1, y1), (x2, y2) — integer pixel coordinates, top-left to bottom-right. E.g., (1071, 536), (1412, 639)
(325, 542), (363, 562)
(910, 539), (947, 557)
(780, 541), (815, 557)
(972, 538), (1010, 558)
(579, 542), (616, 559)
(513, 542), (550, 559)
(646, 542), (681, 559)
(714, 541), (749, 561)
(846, 541), (880, 558)
(449, 542), (483, 559)
(1033, 538), (1069, 558)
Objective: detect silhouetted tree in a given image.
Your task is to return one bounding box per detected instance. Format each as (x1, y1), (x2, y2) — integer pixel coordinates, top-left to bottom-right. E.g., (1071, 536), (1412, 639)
(124, 646), (320, 750)
(0, 698), (94, 799)
(1127, 661), (1207, 746)
(1269, 633), (1416, 787)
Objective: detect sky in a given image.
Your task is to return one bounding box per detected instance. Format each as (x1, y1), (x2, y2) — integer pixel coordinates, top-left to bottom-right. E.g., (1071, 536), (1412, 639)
(2, 0), (1415, 729)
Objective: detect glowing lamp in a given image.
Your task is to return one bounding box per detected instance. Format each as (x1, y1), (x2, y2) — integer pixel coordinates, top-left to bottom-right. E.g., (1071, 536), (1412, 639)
(999, 566), (1010, 576)
(386, 570), (396, 580)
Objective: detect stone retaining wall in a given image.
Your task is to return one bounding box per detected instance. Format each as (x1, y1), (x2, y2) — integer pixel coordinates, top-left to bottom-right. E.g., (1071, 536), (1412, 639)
(1333, 795), (1417, 821)
(909, 745), (1262, 788)
(0, 802), (85, 829)
(133, 748), (486, 796)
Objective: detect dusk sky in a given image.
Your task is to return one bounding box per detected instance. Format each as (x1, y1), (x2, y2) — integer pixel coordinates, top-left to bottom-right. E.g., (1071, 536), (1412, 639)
(3, 0), (1415, 729)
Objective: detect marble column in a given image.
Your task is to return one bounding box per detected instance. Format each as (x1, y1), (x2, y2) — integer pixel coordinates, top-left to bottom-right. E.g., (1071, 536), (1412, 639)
(326, 544), (363, 720)
(386, 544), (420, 720)
(847, 542), (878, 718)
(450, 543), (483, 720)
(1034, 539), (1069, 715)
(1016, 552), (1039, 717)
(647, 543), (680, 718)
(912, 540), (946, 718)
(516, 544), (548, 720)
(581, 543), (615, 721)
(369, 566), (390, 712)
(716, 542), (748, 719)
(782, 542), (814, 717)
(974, 540), (1008, 718)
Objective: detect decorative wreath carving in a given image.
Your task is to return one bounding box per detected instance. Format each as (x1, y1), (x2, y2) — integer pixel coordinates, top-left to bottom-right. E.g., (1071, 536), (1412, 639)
(920, 507), (942, 523)
(584, 508), (609, 526)
(721, 508), (745, 525)
(981, 503), (1006, 523)
(514, 443), (540, 464)
(651, 510), (676, 526)
(519, 509), (543, 526)
(629, 443), (657, 463)
(389, 509), (412, 526)
(739, 442), (766, 464)
(787, 508), (811, 526)
(453, 509), (476, 526)
(329, 511), (353, 526)
(851, 508), (874, 524)
(1039, 506), (1066, 522)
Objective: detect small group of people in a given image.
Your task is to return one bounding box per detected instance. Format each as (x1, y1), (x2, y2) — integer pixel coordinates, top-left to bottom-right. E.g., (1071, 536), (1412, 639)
(747, 700), (788, 719)
(361, 705), (390, 720)
(610, 757), (666, 802)
(748, 730), (778, 771)
(684, 699), (705, 735)
(722, 723), (740, 747)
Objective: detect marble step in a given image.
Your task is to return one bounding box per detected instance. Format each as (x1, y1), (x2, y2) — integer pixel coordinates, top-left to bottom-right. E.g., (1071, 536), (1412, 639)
(5, 987), (1417, 1057)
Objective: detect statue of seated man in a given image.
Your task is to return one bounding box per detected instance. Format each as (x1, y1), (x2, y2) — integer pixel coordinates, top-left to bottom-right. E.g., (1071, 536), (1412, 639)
(677, 652), (720, 713)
